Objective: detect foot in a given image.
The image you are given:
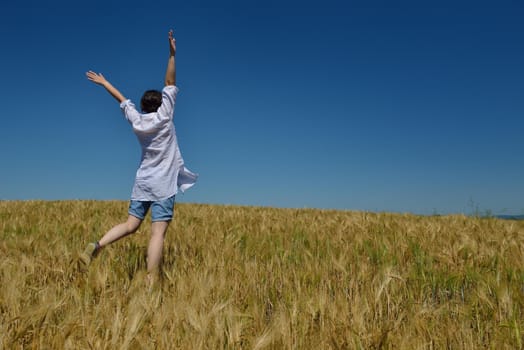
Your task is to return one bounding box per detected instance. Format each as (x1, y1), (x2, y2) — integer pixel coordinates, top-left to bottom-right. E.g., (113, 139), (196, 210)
(79, 242), (99, 267)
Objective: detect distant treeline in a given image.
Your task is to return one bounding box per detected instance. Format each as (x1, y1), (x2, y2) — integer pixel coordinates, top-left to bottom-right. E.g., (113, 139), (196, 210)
(496, 215), (524, 221)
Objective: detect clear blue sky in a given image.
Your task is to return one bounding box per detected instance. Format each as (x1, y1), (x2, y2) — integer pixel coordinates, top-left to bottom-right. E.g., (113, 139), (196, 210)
(0, 0), (522, 215)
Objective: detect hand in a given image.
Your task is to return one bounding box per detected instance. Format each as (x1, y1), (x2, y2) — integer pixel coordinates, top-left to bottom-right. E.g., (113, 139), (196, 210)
(168, 29), (176, 56)
(86, 71), (108, 85)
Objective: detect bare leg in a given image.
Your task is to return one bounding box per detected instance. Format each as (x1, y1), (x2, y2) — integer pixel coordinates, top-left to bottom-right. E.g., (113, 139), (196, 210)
(98, 215), (143, 248)
(147, 221), (170, 274)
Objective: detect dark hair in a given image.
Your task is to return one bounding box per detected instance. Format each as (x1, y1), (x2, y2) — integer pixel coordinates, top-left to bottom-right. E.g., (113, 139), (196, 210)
(140, 90), (162, 113)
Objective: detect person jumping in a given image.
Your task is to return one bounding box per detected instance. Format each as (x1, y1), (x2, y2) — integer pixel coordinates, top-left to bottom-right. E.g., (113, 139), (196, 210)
(80, 29), (197, 281)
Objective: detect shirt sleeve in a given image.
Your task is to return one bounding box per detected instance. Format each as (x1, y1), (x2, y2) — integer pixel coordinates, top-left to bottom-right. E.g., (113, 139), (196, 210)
(120, 99), (141, 125)
(156, 85), (179, 123)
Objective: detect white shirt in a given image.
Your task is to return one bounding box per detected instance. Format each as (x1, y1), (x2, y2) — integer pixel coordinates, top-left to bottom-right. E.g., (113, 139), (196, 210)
(120, 85), (197, 201)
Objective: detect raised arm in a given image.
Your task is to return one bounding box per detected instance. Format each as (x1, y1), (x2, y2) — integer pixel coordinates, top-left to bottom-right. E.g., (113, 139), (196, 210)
(86, 71), (127, 103)
(165, 29), (176, 86)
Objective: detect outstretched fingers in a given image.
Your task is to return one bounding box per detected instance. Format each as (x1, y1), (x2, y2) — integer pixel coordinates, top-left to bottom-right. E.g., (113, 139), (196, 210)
(86, 71), (106, 84)
(168, 29), (176, 54)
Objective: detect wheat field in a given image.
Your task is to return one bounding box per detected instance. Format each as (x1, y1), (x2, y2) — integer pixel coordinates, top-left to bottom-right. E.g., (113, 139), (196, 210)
(0, 200), (523, 349)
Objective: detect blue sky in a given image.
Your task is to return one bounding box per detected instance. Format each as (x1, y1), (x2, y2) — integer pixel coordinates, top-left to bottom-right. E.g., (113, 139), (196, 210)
(0, 0), (523, 215)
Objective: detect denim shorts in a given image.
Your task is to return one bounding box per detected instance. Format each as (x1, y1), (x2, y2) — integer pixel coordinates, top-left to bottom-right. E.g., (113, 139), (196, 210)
(128, 195), (176, 222)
